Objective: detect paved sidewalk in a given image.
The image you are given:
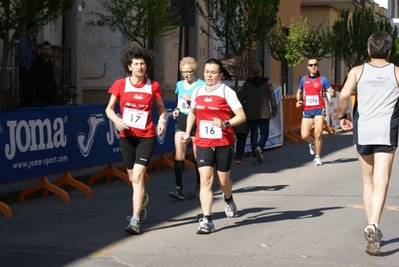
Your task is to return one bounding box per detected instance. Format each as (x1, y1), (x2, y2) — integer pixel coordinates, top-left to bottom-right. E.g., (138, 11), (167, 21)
(0, 131), (398, 267)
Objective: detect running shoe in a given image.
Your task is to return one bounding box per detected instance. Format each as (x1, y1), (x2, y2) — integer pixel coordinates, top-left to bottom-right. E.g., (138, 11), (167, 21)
(364, 224), (382, 256)
(236, 158), (244, 164)
(169, 186), (185, 200)
(254, 146), (263, 163)
(309, 142), (315, 155)
(195, 183), (200, 198)
(224, 197), (237, 218)
(314, 156), (323, 166)
(196, 218), (215, 234)
(125, 216), (140, 235)
(139, 193), (149, 221)
(252, 158), (259, 165)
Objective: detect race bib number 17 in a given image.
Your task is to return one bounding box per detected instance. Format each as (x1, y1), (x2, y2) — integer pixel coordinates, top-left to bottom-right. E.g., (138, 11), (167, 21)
(122, 108), (148, 130)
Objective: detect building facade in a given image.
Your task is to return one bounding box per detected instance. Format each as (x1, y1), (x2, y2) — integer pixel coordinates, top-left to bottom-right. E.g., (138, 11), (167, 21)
(0, 0), (389, 106)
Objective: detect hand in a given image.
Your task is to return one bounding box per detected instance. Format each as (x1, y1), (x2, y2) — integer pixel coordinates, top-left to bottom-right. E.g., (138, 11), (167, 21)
(212, 117), (224, 128)
(271, 111), (277, 118)
(296, 101), (303, 108)
(340, 118), (353, 131)
(115, 118), (129, 132)
(173, 109), (179, 119)
(157, 120), (166, 135)
(182, 133), (191, 143)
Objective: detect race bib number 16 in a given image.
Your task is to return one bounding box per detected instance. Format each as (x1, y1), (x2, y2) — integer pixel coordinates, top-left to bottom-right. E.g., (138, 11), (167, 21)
(122, 108), (148, 130)
(199, 120), (222, 139)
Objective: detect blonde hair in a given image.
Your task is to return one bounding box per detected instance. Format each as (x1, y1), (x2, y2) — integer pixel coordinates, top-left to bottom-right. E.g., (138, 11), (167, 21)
(179, 57), (198, 71)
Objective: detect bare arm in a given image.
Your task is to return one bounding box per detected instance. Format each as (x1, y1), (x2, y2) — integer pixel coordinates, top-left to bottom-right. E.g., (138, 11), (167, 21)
(296, 89), (303, 108)
(339, 66), (361, 130)
(154, 97), (166, 135)
(105, 94), (129, 132)
(230, 107), (246, 126)
(326, 87), (336, 97)
(183, 108), (196, 143)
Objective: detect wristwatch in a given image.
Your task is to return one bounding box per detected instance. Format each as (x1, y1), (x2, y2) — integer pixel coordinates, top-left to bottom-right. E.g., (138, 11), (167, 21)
(338, 114), (348, 120)
(223, 120), (231, 128)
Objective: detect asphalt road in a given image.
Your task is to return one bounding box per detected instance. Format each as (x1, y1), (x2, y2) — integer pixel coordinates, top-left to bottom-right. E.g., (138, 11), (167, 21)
(1, 132), (398, 267)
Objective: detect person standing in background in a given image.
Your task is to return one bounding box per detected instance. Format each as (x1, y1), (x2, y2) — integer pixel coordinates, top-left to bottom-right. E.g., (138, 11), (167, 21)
(234, 87), (249, 164)
(18, 22), (39, 107)
(339, 31), (398, 256)
(30, 41), (58, 107)
(238, 62), (277, 164)
(169, 57), (204, 200)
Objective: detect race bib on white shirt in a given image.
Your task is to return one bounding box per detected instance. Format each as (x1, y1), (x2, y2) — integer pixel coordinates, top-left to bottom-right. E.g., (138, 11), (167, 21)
(199, 120), (222, 139)
(306, 95), (319, 106)
(177, 98), (191, 113)
(122, 107), (148, 130)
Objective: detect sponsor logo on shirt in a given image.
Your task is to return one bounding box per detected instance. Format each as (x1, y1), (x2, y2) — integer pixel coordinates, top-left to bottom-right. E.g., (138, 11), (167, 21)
(134, 94), (144, 100)
(204, 97), (212, 102)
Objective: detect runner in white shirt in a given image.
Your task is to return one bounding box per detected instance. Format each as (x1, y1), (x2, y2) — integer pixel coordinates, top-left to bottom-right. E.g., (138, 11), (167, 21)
(183, 58), (246, 234)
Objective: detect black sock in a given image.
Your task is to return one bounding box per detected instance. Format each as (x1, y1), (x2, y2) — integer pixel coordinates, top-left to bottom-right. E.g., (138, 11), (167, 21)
(205, 215), (212, 222)
(174, 160), (185, 189)
(194, 160), (200, 184)
(224, 195), (232, 203)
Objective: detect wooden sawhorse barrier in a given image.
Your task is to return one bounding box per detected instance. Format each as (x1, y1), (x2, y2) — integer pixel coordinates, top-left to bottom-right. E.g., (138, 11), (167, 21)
(18, 172), (93, 203)
(284, 127), (303, 145)
(41, 172), (93, 198)
(0, 201), (12, 218)
(18, 176), (70, 202)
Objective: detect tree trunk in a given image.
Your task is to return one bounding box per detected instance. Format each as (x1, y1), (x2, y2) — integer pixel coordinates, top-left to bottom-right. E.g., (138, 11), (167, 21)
(0, 39), (14, 110)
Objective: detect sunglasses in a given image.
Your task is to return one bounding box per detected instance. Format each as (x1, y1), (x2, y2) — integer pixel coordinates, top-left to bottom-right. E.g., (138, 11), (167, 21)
(308, 63), (318, 67)
(181, 70), (194, 74)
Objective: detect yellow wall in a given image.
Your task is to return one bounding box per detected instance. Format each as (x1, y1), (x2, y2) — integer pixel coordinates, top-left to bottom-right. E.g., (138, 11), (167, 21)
(269, 0), (301, 91)
(300, 7), (347, 86)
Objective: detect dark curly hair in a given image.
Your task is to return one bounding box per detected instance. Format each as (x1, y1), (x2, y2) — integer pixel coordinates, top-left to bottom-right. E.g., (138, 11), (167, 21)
(120, 46), (155, 75)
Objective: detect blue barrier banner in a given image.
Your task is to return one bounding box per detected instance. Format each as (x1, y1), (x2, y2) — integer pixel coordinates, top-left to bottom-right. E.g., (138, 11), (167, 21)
(0, 101), (176, 183)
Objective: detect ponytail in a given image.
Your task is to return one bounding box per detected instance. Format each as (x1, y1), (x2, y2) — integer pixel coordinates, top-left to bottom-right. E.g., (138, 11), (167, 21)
(205, 58), (232, 80)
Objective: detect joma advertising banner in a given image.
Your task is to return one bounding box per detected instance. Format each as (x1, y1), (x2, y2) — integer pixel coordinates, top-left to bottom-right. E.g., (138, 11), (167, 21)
(0, 102), (176, 183)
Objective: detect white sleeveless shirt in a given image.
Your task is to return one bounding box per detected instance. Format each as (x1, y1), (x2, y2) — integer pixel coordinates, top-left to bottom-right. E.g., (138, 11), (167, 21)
(355, 63), (399, 146)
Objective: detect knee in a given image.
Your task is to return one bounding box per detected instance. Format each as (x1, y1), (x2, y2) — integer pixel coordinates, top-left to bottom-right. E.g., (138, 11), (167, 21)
(313, 132), (322, 140)
(130, 173), (145, 184)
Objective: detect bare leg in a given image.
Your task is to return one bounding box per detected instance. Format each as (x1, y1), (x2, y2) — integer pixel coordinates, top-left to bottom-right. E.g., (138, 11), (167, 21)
(127, 164), (147, 216)
(216, 170), (232, 199)
(313, 116), (324, 157)
(198, 166), (214, 216)
(300, 118), (315, 143)
(174, 131), (187, 161)
(358, 151), (395, 224)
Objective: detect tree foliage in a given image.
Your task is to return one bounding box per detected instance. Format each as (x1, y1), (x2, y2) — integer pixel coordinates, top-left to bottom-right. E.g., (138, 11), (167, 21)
(377, 19), (399, 65)
(266, 17), (308, 67)
(195, 0), (279, 55)
(93, 0), (182, 49)
(265, 17), (308, 94)
(0, 0), (72, 109)
(302, 22), (335, 61)
(331, 7), (399, 69)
